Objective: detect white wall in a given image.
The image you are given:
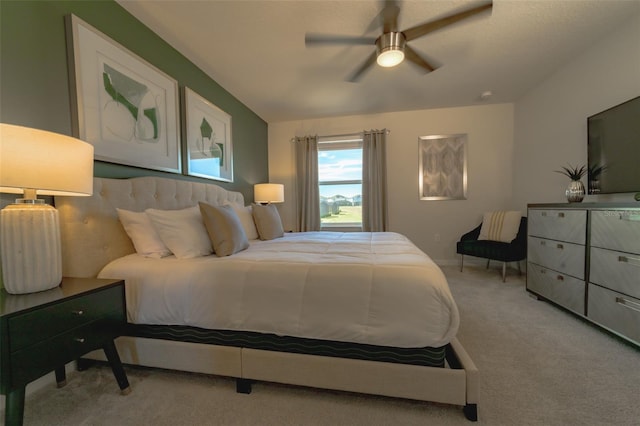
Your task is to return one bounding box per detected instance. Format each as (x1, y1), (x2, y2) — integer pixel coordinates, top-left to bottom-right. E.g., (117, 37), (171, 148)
(513, 14), (640, 210)
(268, 104), (515, 263)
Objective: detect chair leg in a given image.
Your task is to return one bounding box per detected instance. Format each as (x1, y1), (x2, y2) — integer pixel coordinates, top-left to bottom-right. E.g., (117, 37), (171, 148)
(517, 261), (522, 276)
(460, 254), (464, 272)
(502, 262), (507, 282)
(486, 258), (490, 269)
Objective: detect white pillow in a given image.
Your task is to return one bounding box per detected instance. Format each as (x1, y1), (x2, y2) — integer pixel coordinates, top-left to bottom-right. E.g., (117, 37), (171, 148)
(146, 206), (213, 259)
(225, 201), (259, 240)
(116, 208), (171, 258)
(478, 211), (522, 243)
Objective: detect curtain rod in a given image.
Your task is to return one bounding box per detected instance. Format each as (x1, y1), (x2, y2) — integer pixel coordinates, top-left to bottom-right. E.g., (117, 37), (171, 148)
(290, 129), (390, 143)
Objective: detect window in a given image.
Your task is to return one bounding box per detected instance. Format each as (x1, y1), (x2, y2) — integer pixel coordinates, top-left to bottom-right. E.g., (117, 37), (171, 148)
(318, 136), (363, 227)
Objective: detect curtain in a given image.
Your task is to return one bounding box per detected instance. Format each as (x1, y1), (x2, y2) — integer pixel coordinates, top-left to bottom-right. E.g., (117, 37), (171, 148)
(362, 129), (388, 232)
(294, 135), (320, 232)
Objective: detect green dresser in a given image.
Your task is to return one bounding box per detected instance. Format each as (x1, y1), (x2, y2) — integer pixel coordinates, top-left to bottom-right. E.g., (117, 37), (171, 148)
(0, 277), (130, 426)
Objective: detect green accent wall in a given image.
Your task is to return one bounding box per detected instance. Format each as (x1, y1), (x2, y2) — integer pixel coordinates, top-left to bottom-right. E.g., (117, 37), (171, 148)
(0, 0), (268, 200)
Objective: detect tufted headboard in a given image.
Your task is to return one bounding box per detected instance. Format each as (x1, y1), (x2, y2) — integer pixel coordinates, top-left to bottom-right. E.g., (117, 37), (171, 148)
(56, 176), (245, 278)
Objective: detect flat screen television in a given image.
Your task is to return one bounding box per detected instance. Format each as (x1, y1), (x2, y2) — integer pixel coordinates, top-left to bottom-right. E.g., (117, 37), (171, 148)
(587, 96), (640, 194)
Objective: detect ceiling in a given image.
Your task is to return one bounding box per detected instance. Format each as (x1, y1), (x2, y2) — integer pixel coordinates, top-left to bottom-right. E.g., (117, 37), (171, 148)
(116, 0), (640, 123)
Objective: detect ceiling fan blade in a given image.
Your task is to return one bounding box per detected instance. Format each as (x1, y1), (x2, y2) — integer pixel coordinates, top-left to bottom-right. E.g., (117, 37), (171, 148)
(381, 0), (401, 33)
(404, 45), (438, 73)
(305, 33), (377, 46)
(402, 1), (493, 42)
(347, 52), (378, 82)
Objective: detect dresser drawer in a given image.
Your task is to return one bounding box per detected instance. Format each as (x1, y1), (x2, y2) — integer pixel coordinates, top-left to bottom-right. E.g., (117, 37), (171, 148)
(588, 284), (640, 345)
(528, 236), (585, 279)
(528, 209), (586, 244)
(590, 247), (640, 300)
(591, 210), (640, 253)
(527, 263), (585, 315)
(8, 285), (122, 352)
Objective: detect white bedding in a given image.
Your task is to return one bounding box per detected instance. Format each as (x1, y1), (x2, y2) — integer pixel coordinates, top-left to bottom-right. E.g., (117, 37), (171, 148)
(98, 232), (459, 348)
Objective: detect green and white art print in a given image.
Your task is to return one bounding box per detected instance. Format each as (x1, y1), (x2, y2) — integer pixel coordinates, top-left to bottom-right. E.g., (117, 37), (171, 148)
(66, 15), (180, 173)
(183, 87), (233, 182)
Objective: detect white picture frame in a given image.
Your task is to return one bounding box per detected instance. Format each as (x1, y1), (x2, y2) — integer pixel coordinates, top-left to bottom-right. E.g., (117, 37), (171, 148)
(419, 134), (468, 200)
(66, 14), (181, 173)
(183, 87), (233, 182)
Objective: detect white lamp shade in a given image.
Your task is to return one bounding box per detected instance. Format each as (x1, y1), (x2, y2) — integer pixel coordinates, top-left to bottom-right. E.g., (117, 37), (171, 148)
(1, 123), (94, 294)
(254, 183), (284, 203)
(0, 123), (94, 197)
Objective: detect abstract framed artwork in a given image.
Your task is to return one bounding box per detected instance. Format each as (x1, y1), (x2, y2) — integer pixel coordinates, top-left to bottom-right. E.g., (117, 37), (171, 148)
(66, 14), (181, 173)
(183, 87), (233, 182)
(419, 134), (468, 200)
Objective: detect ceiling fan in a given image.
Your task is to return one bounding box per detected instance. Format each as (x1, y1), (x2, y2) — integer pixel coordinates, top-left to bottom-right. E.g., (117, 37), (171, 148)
(305, 0), (493, 82)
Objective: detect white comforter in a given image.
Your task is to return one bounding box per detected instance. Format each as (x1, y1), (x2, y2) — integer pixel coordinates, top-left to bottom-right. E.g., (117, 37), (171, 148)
(98, 232), (459, 348)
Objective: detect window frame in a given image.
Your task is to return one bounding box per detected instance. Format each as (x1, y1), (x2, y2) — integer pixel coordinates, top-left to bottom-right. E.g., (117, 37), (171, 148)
(317, 136), (363, 230)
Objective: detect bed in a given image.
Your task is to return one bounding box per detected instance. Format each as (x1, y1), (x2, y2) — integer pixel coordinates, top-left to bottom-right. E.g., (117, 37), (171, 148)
(56, 176), (479, 421)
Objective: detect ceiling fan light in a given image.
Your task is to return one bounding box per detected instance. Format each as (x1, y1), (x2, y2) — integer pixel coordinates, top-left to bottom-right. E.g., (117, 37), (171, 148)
(375, 32), (406, 68)
(377, 49), (404, 67)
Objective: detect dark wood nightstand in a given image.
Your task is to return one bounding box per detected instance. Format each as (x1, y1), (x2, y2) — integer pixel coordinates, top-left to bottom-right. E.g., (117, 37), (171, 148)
(0, 277), (130, 426)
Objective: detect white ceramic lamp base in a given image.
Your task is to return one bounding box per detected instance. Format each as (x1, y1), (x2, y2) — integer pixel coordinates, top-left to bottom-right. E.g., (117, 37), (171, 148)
(1, 203), (62, 294)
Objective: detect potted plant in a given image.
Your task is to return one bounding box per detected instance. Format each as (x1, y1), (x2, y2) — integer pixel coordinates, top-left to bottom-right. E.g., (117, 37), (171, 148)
(555, 164), (586, 202)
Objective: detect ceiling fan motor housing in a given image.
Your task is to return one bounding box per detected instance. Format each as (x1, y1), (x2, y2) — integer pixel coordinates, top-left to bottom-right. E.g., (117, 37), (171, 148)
(376, 32), (406, 67)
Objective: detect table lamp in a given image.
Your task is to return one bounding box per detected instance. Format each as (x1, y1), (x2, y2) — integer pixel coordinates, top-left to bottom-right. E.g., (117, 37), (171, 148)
(254, 183), (284, 204)
(0, 123), (94, 294)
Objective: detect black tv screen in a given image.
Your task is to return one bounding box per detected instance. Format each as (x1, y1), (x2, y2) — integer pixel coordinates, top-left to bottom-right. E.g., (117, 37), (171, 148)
(587, 96), (640, 194)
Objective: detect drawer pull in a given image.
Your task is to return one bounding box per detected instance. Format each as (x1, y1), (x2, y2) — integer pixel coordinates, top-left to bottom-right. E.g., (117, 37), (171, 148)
(619, 213), (640, 222)
(556, 275), (564, 282)
(540, 241), (546, 246)
(72, 310), (85, 316)
(618, 255), (640, 268)
(74, 337), (86, 344)
(556, 243), (564, 249)
(540, 211), (564, 218)
(615, 297), (640, 314)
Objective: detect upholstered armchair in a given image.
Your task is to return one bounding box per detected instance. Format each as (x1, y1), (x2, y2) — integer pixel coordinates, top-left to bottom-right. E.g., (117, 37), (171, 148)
(456, 216), (527, 282)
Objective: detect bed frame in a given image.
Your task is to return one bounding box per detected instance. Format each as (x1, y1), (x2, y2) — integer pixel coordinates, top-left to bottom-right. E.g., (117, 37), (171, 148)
(56, 176), (479, 421)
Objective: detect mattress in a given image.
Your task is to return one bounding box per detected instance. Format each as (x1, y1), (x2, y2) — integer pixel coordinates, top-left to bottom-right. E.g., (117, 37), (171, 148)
(99, 231), (459, 348)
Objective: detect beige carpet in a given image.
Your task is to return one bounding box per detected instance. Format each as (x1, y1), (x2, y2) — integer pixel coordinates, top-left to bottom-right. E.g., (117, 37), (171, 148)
(16, 264), (640, 425)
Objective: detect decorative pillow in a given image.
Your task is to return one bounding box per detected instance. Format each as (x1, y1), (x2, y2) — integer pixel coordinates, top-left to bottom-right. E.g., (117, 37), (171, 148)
(224, 201), (259, 240)
(199, 202), (249, 257)
(116, 208), (171, 258)
(251, 203), (284, 240)
(145, 206), (213, 259)
(478, 211), (522, 243)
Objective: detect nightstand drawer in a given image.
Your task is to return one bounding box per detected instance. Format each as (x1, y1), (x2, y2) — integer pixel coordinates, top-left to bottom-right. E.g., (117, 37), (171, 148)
(10, 311), (123, 388)
(8, 285), (122, 352)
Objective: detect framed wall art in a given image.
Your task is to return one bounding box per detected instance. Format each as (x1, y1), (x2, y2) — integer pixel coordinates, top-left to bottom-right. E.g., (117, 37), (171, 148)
(183, 87), (233, 182)
(419, 134), (468, 200)
(66, 14), (181, 173)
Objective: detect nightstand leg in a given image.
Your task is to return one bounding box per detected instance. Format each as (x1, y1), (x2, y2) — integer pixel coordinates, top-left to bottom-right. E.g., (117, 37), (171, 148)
(103, 340), (131, 395)
(55, 366), (67, 388)
(6, 387), (26, 426)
